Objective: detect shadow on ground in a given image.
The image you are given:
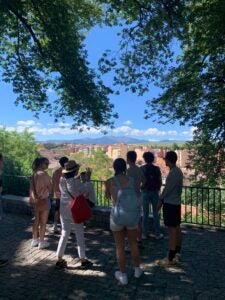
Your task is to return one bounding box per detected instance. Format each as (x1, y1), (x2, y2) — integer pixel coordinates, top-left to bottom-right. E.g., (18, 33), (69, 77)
(0, 213), (225, 300)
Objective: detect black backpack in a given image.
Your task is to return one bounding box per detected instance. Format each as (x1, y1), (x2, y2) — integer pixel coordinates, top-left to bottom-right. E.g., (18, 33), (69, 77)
(143, 164), (162, 191)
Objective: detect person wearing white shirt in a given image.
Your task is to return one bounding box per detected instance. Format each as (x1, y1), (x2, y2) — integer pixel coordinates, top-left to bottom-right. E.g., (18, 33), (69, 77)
(56, 160), (93, 269)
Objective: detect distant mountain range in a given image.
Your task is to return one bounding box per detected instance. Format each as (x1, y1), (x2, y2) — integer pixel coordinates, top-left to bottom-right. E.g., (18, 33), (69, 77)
(39, 136), (186, 145)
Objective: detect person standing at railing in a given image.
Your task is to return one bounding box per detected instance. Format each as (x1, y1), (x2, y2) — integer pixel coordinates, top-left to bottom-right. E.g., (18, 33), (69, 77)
(141, 151), (163, 240)
(0, 153), (8, 268)
(79, 168), (97, 208)
(126, 151), (145, 249)
(30, 157), (52, 249)
(55, 160), (93, 269)
(105, 158), (143, 286)
(157, 151), (183, 266)
(52, 156), (69, 234)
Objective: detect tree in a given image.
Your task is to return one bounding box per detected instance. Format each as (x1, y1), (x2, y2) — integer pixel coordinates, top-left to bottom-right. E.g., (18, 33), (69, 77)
(0, 128), (39, 176)
(71, 149), (113, 180)
(0, 0), (117, 128)
(0, 128), (39, 195)
(98, 0), (225, 185)
(186, 129), (225, 186)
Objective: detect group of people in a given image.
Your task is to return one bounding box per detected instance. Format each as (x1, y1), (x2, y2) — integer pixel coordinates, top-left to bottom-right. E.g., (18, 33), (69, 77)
(0, 149), (183, 287)
(105, 150), (183, 285)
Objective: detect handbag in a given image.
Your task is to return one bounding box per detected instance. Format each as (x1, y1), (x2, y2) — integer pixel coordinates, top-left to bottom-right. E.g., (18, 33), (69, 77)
(65, 181), (92, 224)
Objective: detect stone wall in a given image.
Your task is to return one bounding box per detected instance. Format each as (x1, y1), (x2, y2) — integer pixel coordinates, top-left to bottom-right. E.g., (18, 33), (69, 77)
(2, 194), (111, 229)
(2, 194), (153, 230)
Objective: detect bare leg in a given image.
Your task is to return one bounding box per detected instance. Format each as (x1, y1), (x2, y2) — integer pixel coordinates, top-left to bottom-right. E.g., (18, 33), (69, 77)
(54, 211), (60, 225)
(39, 210), (49, 242)
(137, 219), (142, 241)
(113, 229), (126, 273)
(176, 226), (182, 247)
(168, 226), (177, 251)
(32, 209), (40, 240)
(127, 229), (140, 267)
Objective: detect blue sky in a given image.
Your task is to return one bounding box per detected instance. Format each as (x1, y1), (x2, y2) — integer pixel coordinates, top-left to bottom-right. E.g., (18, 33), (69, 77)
(0, 26), (193, 142)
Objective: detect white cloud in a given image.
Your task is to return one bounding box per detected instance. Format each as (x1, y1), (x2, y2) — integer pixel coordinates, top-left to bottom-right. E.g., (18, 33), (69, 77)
(58, 122), (71, 128)
(1, 120), (194, 140)
(17, 120), (40, 126)
(123, 120), (132, 126)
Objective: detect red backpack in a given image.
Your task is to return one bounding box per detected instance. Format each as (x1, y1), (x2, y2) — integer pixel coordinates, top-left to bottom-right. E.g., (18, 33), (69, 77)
(143, 164), (162, 191)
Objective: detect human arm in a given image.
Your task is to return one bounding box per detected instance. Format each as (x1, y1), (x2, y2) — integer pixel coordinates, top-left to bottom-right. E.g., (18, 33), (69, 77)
(157, 198), (164, 211)
(160, 169), (182, 200)
(52, 169), (61, 198)
(105, 179), (111, 200)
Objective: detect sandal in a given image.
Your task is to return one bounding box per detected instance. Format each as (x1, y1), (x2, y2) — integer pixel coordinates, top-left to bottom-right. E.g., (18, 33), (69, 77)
(80, 259), (93, 269)
(55, 259), (67, 269)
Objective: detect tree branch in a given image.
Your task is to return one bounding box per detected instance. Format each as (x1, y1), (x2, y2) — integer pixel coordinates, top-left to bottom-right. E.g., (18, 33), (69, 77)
(5, 2), (45, 58)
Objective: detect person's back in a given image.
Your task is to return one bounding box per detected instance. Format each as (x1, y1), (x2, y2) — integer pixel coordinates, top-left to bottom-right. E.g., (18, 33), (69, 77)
(157, 151), (183, 266)
(162, 166), (183, 205)
(112, 175), (140, 227)
(141, 152), (163, 239)
(105, 158), (143, 285)
(60, 176), (85, 204)
(52, 167), (63, 199)
(30, 170), (52, 207)
(141, 163), (162, 192)
(127, 164), (144, 197)
(51, 156), (68, 233)
(30, 157), (51, 249)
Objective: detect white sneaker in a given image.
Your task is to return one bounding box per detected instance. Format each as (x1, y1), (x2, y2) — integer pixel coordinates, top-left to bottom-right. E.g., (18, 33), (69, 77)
(142, 234), (148, 240)
(31, 239), (39, 247)
(134, 267), (144, 278)
(115, 271), (128, 285)
(155, 233), (164, 240)
(174, 253), (181, 262)
(38, 241), (50, 249)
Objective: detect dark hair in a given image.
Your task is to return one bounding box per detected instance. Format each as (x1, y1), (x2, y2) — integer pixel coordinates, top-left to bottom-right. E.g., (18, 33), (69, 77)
(32, 157), (49, 171)
(126, 151), (137, 163)
(165, 151), (177, 164)
(143, 152), (154, 163)
(0, 153), (3, 161)
(59, 156), (69, 167)
(113, 158), (127, 176)
(64, 170), (76, 179)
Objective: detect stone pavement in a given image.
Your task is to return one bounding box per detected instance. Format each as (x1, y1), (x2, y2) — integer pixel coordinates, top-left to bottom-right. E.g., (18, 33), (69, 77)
(0, 213), (225, 300)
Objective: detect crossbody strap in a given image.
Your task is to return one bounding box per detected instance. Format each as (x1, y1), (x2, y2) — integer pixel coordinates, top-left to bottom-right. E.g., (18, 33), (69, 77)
(64, 179), (75, 200)
(112, 176), (122, 206)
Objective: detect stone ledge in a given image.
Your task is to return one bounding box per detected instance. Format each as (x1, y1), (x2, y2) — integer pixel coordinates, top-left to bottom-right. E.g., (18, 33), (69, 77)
(2, 194), (32, 216)
(1, 194), (155, 230)
(2, 194), (111, 228)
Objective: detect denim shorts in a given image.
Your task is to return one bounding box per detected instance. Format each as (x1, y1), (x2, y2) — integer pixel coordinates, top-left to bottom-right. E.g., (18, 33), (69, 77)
(109, 214), (139, 232)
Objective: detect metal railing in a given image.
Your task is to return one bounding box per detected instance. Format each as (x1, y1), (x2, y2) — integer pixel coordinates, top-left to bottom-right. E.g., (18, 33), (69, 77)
(2, 175), (225, 228)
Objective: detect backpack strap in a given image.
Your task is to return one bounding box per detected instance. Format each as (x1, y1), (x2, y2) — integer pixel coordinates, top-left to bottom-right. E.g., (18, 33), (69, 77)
(112, 176), (121, 188)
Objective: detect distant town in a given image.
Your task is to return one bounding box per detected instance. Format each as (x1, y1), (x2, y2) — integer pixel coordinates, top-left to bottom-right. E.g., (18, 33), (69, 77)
(39, 141), (194, 185)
